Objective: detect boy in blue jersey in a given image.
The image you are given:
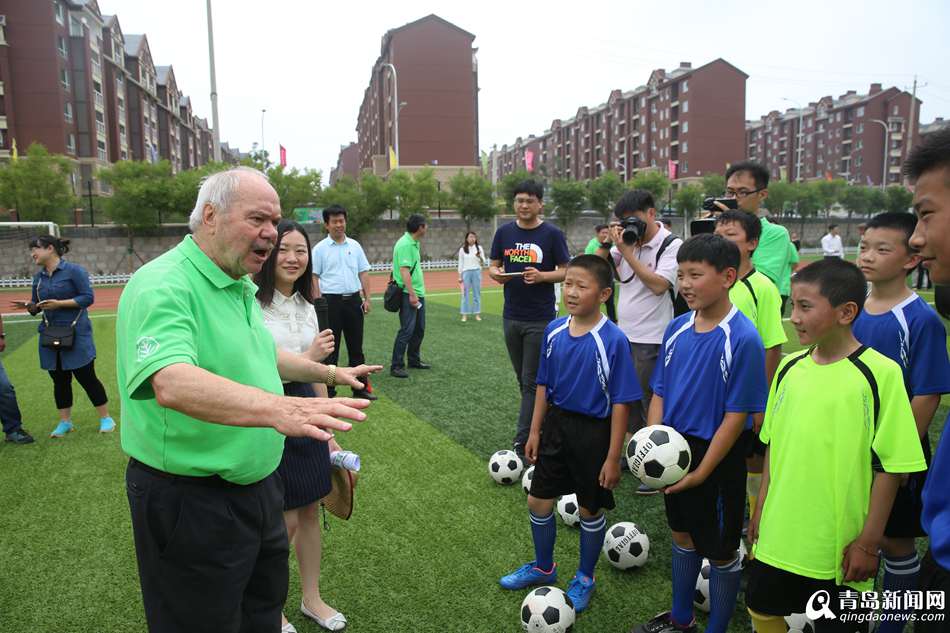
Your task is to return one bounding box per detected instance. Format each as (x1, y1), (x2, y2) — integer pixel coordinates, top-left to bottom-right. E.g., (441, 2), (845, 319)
(632, 234), (768, 633)
(854, 211), (950, 633)
(498, 254), (640, 614)
(904, 128), (950, 632)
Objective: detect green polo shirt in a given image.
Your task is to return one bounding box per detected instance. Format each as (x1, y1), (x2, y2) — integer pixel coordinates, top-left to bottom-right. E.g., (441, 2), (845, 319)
(117, 235), (285, 485)
(751, 217), (794, 296)
(584, 237), (601, 255)
(393, 232), (425, 297)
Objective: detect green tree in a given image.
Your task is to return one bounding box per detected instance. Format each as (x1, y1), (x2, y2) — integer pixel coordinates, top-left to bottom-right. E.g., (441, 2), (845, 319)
(359, 173), (396, 221)
(815, 178), (846, 218)
(497, 168), (533, 211)
(883, 186), (913, 214)
(267, 165), (322, 217)
(764, 180), (795, 217)
(867, 187), (887, 218)
(320, 175), (368, 234)
(170, 161), (230, 222)
(700, 173), (725, 199)
(0, 143), (77, 223)
(449, 170), (495, 229)
(629, 170), (670, 201)
(549, 179), (587, 232)
(242, 149), (272, 171)
(99, 159), (176, 230)
(587, 170), (624, 221)
(837, 185), (873, 222)
(411, 167), (439, 213)
(673, 184), (704, 223)
(387, 170), (417, 220)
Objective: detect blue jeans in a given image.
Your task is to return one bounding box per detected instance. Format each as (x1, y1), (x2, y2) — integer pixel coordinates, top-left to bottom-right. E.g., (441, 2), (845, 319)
(460, 269), (482, 315)
(391, 295), (426, 369)
(0, 358), (24, 435)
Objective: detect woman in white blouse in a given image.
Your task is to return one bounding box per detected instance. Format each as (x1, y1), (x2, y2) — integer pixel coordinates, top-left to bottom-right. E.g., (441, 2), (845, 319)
(255, 220), (380, 632)
(457, 231), (487, 322)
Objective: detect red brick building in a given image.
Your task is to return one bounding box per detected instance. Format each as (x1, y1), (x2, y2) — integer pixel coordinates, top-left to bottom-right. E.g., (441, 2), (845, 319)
(329, 142), (359, 184)
(746, 84), (920, 186)
(490, 59), (748, 185)
(347, 14), (479, 178)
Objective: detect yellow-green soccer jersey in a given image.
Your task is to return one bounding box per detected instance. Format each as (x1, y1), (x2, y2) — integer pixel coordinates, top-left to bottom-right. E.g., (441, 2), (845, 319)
(754, 346), (926, 591)
(729, 269), (787, 349)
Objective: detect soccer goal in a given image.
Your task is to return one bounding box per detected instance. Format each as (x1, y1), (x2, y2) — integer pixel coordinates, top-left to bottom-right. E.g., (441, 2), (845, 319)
(0, 222), (60, 282)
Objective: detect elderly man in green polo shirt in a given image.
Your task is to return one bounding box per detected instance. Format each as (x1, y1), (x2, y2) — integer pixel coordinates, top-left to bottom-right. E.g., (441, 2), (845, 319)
(117, 167), (373, 633)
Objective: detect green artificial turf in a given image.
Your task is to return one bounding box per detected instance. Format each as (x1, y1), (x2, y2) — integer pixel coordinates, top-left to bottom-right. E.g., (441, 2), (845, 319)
(0, 283), (945, 632)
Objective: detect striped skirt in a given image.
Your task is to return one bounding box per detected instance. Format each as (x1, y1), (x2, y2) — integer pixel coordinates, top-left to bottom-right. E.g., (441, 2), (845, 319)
(278, 382), (332, 510)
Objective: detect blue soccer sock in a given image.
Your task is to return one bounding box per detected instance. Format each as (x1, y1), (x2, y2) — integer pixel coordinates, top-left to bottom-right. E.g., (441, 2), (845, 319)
(707, 556), (743, 633)
(671, 543), (701, 626)
(878, 551), (921, 633)
(578, 513), (607, 578)
(529, 510), (556, 572)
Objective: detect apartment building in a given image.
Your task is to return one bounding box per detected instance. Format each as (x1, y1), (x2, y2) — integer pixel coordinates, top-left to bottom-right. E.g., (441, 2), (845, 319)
(746, 84), (920, 186)
(490, 59), (748, 185)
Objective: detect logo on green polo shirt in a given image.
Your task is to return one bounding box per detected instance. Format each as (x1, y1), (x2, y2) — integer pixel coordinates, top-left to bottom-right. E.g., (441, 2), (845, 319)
(136, 336), (160, 361)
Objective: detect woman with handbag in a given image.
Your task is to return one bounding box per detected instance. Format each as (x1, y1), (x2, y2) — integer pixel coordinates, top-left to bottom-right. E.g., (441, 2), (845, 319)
(255, 219), (380, 633)
(15, 236), (114, 438)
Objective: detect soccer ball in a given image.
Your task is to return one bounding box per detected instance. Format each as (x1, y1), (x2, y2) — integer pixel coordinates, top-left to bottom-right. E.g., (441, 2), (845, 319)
(520, 585), (575, 632)
(694, 559), (712, 612)
(489, 450), (524, 485)
(784, 612), (815, 633)
(625, 425), (691, 489)
(602, 522), (650, 570)
(556, 494), (580, 527)
(522, 465), (535, 495)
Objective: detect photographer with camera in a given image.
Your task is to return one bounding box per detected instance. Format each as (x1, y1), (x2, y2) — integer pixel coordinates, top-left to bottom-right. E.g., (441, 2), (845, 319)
(596, 190), (681, 494)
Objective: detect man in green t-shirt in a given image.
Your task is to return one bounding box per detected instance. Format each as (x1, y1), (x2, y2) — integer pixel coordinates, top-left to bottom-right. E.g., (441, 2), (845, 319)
(745, 258), (925, 630)
(117, 167), (372, 632)
(390, 214), (430, 378)
(716, 161), (796, 314)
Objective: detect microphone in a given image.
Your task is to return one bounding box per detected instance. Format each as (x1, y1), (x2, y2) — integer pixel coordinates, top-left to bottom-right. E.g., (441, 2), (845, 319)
(313, 297), (330, 331)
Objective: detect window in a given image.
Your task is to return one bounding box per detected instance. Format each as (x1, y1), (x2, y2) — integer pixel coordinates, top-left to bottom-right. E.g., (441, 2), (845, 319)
(893, 105), (899, 115)
(55, 2), (65, 24)
(64, 102), (73, 122)
(98, 140), (107, 161)
(857, 123), (863, 134)
(682, 80), (688, 93)
(682, 100), (688, 113)
(856, 106), (865, 117)
(640, 97), (645, 108)
(683, 121), (688, 133)
(57, 36), (67, 58)
(69, 16), (83, 37)
(60, 68), (69, 89)
(66, 133), (76, 153)
(683, 141), (688, 153)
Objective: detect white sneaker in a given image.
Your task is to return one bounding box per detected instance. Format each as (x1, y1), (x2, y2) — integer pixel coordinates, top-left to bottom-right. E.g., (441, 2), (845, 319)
(281, 622), (298, 633)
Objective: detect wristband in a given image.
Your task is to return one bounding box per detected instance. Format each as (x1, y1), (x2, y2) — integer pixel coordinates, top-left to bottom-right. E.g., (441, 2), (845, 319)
(853, 543), (881, 557)
(326, 365), (337, 387)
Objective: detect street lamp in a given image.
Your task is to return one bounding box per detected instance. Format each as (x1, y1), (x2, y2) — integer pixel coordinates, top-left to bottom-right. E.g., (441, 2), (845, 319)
(781, 97), (804, 182)
(261, 108), (266, 161)
(870, 119), (889, 190)
(382, 63), (400, 165)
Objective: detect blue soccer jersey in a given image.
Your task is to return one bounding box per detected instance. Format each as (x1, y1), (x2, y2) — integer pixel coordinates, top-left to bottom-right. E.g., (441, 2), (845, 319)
(651, 306), (768, 440)
(853, 293), (950, 398)
(536, 315), (642, 419)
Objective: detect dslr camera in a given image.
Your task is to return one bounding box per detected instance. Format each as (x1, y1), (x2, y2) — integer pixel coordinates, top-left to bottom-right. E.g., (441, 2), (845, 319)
(619, 216), (648, 245)
(701, 197), (739, 213)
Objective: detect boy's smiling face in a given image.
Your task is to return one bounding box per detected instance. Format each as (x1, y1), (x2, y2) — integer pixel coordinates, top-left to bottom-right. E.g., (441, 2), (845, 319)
(858, 227), (918, 283)
(676, 260), (735, 311)
(789, 281), (857, 345)
(562, 266), (610, 318)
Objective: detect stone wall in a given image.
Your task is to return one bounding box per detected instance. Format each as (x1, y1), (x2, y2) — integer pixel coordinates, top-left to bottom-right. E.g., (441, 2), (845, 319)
(0, 215), (867, 280)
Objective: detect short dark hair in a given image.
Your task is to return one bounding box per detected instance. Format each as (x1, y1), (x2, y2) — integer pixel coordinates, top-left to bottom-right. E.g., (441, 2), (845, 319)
(725, 160), (770, 190)
(903, 127), (950, 183)
(29, 235), (70, 256)
(567, 254), (613, 290)
(828, 224), (838, 231)
(594, 224), (609, 233)
(865, 211), (917, 248)
(406, 214), (427, 234)
(614, 189), (654, 217)
(513, 179), (544, 201)
(792, 258), (866, 313)
(716, 210), (762, 245)
(322, 204), (347, 224)
(676, 233), (740, 273)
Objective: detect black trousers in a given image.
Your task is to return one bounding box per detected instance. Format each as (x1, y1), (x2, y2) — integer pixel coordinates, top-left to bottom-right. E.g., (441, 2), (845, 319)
(916, 548), (950, 632)
(48, 358), (108, 410)
(126, 459), (289, 633)
(324, 293), (366, 396)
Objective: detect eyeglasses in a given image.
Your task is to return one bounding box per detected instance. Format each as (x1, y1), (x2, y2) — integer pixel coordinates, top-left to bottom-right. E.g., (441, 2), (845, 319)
(724, 188), (765, 199)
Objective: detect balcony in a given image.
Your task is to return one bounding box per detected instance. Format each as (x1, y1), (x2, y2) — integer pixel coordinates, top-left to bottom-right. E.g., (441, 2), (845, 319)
(670, 120), (678, 127)
(0, 115), (6, 130)
(890, 149), (902, 158)
(94, 92), (104, 109)
(0, 81), (4, 96)
(96, 121), (106, 136)
(891, 132), (903, 141)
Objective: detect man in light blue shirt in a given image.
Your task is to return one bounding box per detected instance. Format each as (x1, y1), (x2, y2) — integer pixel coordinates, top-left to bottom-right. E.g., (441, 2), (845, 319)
(312, 204), (375, 399)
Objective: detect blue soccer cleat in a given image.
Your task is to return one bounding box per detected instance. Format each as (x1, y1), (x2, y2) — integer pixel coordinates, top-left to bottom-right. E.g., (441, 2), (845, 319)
(566, 572), (595, 613)
(50, 420), (74, 438)
(499, 561), (557, 590)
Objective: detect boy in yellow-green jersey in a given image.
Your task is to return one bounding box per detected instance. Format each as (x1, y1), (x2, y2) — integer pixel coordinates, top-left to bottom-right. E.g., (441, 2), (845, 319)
(745, 258), (926, 633)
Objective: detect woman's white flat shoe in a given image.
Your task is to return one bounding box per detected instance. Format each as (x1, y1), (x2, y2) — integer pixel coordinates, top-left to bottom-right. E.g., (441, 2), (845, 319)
(281, 622), (298, 633)
(300, 602), (347, 631)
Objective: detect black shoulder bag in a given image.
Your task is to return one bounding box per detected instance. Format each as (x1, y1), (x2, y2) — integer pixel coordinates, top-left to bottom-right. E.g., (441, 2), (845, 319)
(37, 277), (84, 350)
(384, 261), (418, 313)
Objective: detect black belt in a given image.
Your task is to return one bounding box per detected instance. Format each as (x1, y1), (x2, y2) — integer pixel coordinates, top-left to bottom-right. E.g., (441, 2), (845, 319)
(323, 293), (361, 299)
(129, 457), (255, 489)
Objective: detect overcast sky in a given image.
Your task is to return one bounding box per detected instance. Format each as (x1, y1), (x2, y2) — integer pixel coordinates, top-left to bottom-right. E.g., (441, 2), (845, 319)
(103, 0), (950, 177)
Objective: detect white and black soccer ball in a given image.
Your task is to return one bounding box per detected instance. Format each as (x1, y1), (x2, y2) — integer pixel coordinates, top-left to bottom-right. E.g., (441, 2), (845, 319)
(625, 425), (691, 489)
(602, 522), (650, 570)
(520, 585), (575, 632)
(784, 612), (815, 633)
(522, 465), (535, 495)
(556, 494), (580, 527)
(694, 558), (711, 612)
(489, 450), (524, 485)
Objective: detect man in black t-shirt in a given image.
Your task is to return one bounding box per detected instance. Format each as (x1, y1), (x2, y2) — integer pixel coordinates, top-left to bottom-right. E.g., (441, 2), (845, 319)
(489, 180), (571, 456)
